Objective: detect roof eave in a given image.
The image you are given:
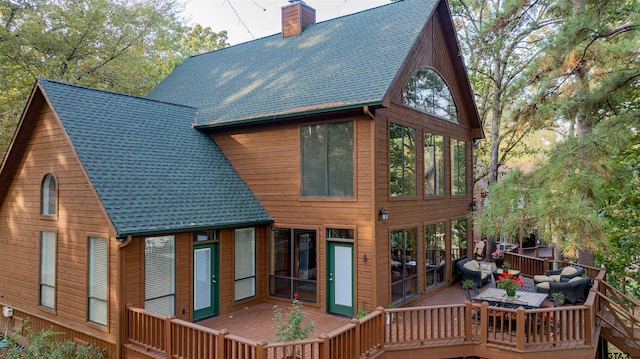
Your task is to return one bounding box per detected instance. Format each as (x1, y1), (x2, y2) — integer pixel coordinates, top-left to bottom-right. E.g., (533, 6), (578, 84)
(194, 101), (383, 130)
(116, 218), (274, 239)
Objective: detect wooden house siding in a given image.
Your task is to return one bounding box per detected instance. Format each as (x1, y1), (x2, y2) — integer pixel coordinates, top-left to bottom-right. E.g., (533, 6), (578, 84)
(211, 115), (375, 312)
(373, 9), (476, 307)
(0, 100), (117, 343)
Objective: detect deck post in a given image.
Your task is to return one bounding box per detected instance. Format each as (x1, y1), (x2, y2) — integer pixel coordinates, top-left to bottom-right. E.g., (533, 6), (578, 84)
(480, 302), (488, 345)
(255, 341), (268, 359)
(464, 301), (473, 343)
(351, 318), (361, 357)
(516, 307), (525, 350)
(165, 316), (174, 359)
(217, 329), (228, 358)
(319, 334), (330, 359)
(585, 302), (593, 346)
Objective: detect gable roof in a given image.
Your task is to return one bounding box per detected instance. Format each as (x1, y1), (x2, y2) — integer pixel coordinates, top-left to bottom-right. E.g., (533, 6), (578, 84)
(36, 79), (271, 237)
(147, 0), (441, 128)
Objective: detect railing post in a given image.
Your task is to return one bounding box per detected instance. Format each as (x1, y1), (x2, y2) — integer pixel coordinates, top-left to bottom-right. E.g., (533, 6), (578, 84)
(319, 334), (330, 359)
(351, 318), (360, 358)
(544, 258), (549, 272)
(377, 306), (387, 346)
(165, 316), (175, 359)
(516, 307), (525, 351)
(217, 329), (228, 359)
(585, 300), (593, 346)
(255, 341), (268, 359)
(480, 302), (488, 345)
(464, 301), (473, 343)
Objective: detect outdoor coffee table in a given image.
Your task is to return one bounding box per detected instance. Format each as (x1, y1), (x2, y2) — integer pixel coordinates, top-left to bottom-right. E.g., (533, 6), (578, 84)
(473, 288), (548, 309)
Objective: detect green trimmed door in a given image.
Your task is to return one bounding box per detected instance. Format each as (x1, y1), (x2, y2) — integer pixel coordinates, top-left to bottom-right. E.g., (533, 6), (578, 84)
(193, 242), (218, 320)
(327, 242), (354, 316)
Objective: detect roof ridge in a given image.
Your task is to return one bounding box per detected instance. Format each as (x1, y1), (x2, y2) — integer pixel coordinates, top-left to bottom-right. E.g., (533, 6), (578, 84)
(186, 0), (400, 59)
(37, 78), (197, 110)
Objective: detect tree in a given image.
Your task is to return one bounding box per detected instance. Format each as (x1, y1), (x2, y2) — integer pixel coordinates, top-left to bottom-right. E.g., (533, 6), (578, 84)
(0, 0), (228, 155)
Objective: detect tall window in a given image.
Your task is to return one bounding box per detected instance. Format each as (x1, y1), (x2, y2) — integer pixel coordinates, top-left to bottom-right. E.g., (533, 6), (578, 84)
(389, 123), (416, 197)
(451, 139), (467, 195)
(145, 236), (175, 316)
(301, 121), (354, 197)
(88, 237), (108, 326)
(390, 228), (417, 303)
(41, 173), (57, 216)
(269, 228), (317, 303)
(40, 231), (56, 309)
(403, 68), (458, 122)
(452, 219), (468, 260)
(424, 132), (444, 196)
(425, 223), (446, 289)
(235, 228), (256, 301)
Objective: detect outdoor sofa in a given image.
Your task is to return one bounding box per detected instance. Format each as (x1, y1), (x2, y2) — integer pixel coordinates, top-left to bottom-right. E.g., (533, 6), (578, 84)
(533, 265), (585, 284)
(536, 276), (593, 304)
(457, 258), (492, 288)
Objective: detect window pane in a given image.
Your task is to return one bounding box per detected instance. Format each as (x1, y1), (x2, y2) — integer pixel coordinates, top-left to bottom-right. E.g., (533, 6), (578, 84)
(390, 123), (416, 197)
(235, 228), (255, 301)
(425, 223), (446, 288)
(88, 237), (108, 325)
(145, 236), (175, 316)
(390, 228), (418, 304)
(452, 219), (468, 260)
(424, 133), (444, 196)
(40, 231), (56, 309)
(451, 139), (467, 195)
(41, 174), (57, 216)
(301, 121), (354, 198)
(403, 69), (458, 122)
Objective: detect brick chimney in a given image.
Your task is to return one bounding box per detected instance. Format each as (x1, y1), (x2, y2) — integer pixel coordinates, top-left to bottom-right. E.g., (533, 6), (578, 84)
(281, 1), (316, 38)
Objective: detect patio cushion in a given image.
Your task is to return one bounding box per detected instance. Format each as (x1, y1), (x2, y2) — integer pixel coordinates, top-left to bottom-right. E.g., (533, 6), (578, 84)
(463, 260), (481, 271)
(537, 282), (550, 290)
(534, 275), (554, 283)
(561, 266), (578, 276)
(569, 276), (582, 282)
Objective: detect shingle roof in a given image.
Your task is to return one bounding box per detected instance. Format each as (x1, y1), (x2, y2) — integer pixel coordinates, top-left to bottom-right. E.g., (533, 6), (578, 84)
(146, 0), (439, 127)
(39, 79), (271, 237)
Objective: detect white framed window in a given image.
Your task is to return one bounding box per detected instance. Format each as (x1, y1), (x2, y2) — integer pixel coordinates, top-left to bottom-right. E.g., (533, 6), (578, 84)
(235, 228), (256, 301)
(88, 237), (108, 326)
(145, 235), (175, 316)
(40, 231), (56, 309)
(41, 173), (57, 216)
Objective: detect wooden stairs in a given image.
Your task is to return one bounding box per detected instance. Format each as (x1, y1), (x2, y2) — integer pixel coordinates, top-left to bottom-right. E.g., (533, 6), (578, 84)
(596, 281), (640, 358)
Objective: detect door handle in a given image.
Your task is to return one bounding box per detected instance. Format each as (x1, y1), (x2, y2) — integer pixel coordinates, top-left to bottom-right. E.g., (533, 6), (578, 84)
(212, 275), (217, 284)
(328, 273), (334, 282)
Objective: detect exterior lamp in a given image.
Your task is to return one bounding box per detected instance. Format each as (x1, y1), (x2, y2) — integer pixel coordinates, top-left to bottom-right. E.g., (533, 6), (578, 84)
(469, 198), (477, 212)
(379, 207), (389, 221)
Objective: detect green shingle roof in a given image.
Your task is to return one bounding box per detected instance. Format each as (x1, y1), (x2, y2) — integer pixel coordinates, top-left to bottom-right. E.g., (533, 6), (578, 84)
(39, 79), (271, 237)
(146, 0), (438, 127)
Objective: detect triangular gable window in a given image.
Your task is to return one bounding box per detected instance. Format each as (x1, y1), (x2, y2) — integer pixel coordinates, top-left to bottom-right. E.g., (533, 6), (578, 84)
(403, 69), (458, 123)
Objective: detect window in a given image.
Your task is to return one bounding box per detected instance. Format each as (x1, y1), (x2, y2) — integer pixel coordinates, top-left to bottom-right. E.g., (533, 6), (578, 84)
(41, 174), (57, 216)
(451, 139), (467, 195)
(425, 223), (446, 289)
(301, 121), (354, 197)
(403, 68), (458, 122)
(424, 132), (444, 196)
(389, 123), (416, 197)
(88, 237), (108, 326)
(144, 236), (175, 316)
(269, 228), (317, 303)
(452, 219), (468, 260)
(40, 231), (56, 309)
(390, 228), (417, 303)
(235, 228), (256, 301)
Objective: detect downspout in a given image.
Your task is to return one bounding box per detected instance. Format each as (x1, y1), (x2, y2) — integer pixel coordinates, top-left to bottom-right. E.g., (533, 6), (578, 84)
(363, 105), (375, 120)
(116, 236), (132, 359)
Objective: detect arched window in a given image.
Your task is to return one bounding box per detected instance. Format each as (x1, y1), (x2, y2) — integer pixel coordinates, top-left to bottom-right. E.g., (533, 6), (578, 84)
(41, 173), (57, 216)
(403, 68), (458, 122)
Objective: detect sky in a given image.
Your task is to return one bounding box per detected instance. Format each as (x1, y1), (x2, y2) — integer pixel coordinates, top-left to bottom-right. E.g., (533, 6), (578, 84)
(183, 0), (390, 45)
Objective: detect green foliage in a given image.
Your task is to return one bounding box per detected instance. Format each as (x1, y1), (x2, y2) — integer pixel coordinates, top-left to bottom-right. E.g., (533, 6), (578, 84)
(356, 307), (369, 319)
(2, 326), (105, 359)
(461, 279), (475, 289)
(273, 295), (315, 342)
(0, 0), (228, 154)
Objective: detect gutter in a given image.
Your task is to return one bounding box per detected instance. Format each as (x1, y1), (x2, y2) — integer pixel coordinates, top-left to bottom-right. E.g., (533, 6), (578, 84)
(194, 101), (383, 130)
(115, 218), (274, 238)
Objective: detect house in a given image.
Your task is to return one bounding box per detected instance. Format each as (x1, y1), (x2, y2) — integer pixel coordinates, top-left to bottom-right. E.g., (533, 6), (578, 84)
(0, 0), (486, 357)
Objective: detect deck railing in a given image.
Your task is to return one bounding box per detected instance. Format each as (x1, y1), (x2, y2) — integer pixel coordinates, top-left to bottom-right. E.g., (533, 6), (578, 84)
(126, 297), (596, 359)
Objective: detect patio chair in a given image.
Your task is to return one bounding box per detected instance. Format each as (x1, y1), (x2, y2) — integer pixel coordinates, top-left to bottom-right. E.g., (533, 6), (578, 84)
(457, 258), (492, 288)
(473, 240), (486, 261)
(536, 277), (592, 304)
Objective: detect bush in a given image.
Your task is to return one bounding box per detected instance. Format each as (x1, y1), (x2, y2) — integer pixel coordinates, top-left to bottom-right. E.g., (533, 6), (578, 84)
(1, 325), (104, 359)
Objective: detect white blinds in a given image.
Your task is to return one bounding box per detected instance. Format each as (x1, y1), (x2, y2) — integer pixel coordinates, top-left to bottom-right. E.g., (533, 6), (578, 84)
(234, 228), (255, 301)
(88, 237), (108, 325)
(145, 236), (175, 315)
(40, 231), (56, 309)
